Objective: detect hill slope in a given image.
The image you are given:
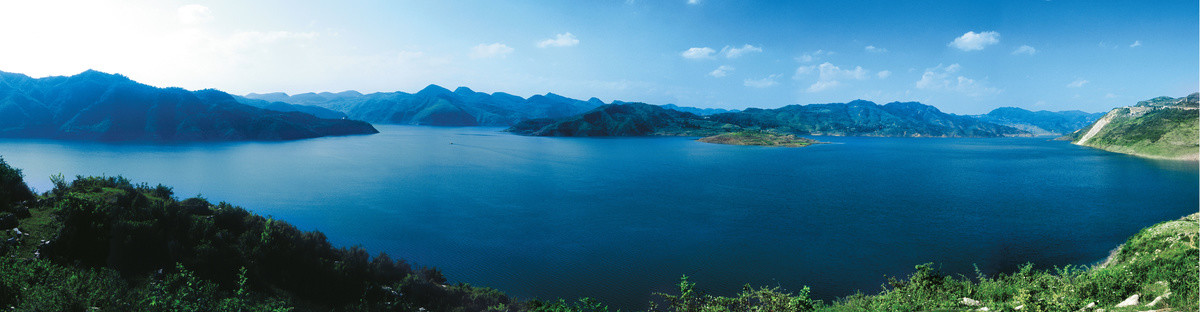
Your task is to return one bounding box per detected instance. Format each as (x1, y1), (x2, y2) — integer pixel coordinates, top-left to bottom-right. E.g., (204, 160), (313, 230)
(973, 107), (1104, 136)
(510, 100), (1029, 138)
(1067, 93), (1199, 160)
(0, 70), (377, 141)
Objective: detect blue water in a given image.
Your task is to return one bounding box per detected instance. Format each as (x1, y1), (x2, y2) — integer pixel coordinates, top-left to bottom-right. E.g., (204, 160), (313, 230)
(1, 125), (1196, 309)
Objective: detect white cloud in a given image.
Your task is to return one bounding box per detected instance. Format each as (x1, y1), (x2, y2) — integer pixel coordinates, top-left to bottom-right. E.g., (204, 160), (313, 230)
(915, 63), (1000, 96)
(470, 43), (514, 59)
(708, 65), (733, 78)
(795, 49), (833, 63)
(744, 74), (781, 88)
(177, 4), (213, 25)
(949, 31), (1000, 51)
(793, 62), (871, 92)
(681, 47), (716, 59)
(1011, 45), (1037, 55)
(1066, 79), (1088, 88)
(864, 45), (887, 53)
(396, 50), (424, 62)
(721, 44), (762, 58)
(1105, 93), (1118, 98)
(687, 0), (700, 4)
(877, 70), (892, 79)
(1130, 40), (1142, 48)
(794, 65), (815, 77)
(537, 32), (579, 48)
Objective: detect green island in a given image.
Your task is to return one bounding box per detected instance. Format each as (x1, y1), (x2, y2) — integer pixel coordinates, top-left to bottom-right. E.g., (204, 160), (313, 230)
(698, 131), (820, 147)
(0, 158), (1195, 312)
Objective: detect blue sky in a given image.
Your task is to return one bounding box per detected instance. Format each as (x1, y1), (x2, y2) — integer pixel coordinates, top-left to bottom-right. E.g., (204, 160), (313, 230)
(0, 0), (1195, 114)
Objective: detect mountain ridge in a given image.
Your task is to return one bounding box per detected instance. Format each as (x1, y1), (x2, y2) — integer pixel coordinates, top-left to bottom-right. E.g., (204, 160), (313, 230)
(0, 70), (378, 141)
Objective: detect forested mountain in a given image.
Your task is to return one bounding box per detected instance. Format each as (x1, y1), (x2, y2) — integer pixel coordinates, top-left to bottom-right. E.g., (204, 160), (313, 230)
(245, 86), (603, 126)
(508, 103), (738, 136)
(0, 70), (377, 141)
(511, 100), (1030, 138)
(973, 107), (1104, 136)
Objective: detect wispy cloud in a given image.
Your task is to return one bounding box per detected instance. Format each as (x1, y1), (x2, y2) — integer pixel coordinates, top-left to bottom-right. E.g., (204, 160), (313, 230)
(1066, 79), (1088, 88)
(1130, 40), (1142, 48)
(177, 4), (213, 25)
(877, 70), (892, 79)
(708, 65), (733, 78)
(949, 31), (1000, 51)
(470, 43), (514, 59)
(681, 47), (716, 59)
(721, 44), (762, 58)
(537, 33), (579, 48)
(1011, 45), (1037, 55)
(864, 45), (887, 53)
(915, 63), (1000, 96)
(795, 49), (833, 63)
(744, 74), (781, 88)
(687, 0), (700, 4)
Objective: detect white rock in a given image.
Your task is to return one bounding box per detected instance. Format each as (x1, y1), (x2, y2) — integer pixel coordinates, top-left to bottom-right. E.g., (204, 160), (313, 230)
(1145, 295), (1164, 307)
(975, 307), (989, 311)
(1114, 294), (1139, 307)
(961, 297), (981, 306)
(1015, 304), (1024, 310)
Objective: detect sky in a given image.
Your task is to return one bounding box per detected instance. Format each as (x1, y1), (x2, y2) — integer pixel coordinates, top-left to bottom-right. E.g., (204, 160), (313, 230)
(0, 0), (1196, 114)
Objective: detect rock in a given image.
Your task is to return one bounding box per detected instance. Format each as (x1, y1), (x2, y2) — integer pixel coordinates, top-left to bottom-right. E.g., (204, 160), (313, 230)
(1076, 301), (1096, 312)
(1114, 294), (1139, 307)
(1015, 304), (1024, 310)
(1145, 293), (1169, 307)
(0, 213), (16, 230)
(975, 307), (990, 311)
(961, 297), (982, 306)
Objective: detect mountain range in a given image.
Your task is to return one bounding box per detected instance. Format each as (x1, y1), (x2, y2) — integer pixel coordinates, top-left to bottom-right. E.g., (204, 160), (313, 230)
(244, 86), (604, 127)
(511, 100), (1036, 138)
(0, 70), (377, 141)
(973, 107), (1105, 136)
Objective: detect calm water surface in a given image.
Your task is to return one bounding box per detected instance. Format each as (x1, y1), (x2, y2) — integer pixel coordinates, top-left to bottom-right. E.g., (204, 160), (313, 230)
(1, 125), (1196, 309)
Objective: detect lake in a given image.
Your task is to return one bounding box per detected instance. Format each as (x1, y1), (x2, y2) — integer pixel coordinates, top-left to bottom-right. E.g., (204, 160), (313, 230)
(1, 125), (1196, 310)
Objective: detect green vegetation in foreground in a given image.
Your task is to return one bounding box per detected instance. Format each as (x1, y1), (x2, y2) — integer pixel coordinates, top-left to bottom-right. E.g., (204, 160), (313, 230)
(0, 157), (1195, 311)
(1068, 93), (1199, 160)
(697, 130), (819, 147)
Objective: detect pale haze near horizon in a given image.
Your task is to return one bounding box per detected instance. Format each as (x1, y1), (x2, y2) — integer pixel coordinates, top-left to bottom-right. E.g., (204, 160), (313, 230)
(0, 0), (1196, 114)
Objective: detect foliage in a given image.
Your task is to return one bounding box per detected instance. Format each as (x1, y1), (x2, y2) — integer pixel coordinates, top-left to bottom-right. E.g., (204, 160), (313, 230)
(651, 275), (816, 312)
(0, 156), (34, 212)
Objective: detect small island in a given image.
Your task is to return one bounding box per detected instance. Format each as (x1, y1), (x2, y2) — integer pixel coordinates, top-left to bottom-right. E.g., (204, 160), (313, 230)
(698, 130), (821, 147)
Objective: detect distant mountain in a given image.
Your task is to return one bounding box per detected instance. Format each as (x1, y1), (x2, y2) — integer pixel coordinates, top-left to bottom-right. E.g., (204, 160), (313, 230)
(507, 103), (739, 136)
(973, 107), (1104, 136)
(244, 86), (601, 126)
(707, 100), (1029, 137)
(509, 100), (1029, 138)
(232, 95), (348, 119)
(1067, 93), (1199, 160)
(0, 70), (377, 141)
(655, 103), (738, 116)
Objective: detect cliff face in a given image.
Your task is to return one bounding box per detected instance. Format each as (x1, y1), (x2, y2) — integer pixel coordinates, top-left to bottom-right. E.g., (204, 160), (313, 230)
(1068, 93), (1199, 160)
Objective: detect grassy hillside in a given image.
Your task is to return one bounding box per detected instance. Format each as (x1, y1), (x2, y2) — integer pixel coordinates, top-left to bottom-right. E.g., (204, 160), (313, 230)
(0, 158), (1194, 311)
(1069, 96), (1199, 160)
